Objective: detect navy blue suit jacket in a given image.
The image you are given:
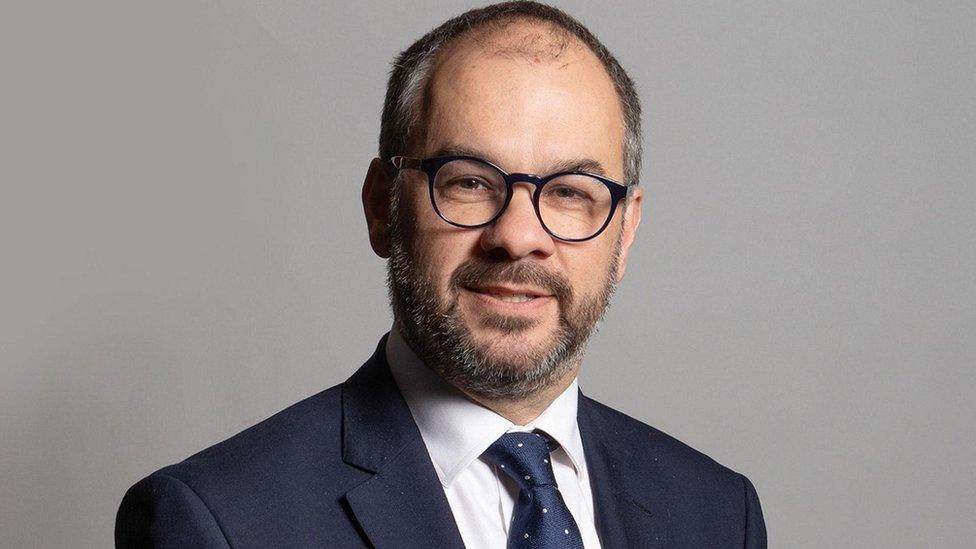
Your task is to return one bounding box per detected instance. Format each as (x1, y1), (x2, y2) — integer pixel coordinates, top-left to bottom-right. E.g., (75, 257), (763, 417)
(116, 337), (766, 548)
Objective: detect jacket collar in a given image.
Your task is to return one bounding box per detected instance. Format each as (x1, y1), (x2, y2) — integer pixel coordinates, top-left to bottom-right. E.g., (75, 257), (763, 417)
(578, 391), (672, 548)
(341, 335), (466, 549)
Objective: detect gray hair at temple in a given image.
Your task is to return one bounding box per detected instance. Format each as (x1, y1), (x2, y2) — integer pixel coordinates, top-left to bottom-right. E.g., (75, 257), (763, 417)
(378, 0), (643, 187)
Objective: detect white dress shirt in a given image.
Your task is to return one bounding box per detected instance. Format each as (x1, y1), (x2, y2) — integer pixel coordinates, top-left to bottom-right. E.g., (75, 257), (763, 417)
(386, 328), (602, 549)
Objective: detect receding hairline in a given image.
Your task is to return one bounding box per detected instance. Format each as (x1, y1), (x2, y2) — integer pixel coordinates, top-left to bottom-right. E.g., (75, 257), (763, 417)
(409, 16), (612, 154)
(466, 16), (584, 60)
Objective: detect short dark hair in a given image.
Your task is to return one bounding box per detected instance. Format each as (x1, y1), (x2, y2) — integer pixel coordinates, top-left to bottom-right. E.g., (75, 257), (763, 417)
(379, 1), (643, 186)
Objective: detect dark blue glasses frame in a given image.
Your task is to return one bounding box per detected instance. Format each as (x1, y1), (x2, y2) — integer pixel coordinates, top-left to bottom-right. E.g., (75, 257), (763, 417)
(389, 154), (630, 242)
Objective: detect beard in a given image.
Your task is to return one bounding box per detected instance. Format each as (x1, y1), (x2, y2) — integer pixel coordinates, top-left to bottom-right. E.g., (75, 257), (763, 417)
(386, 189), (622, 400)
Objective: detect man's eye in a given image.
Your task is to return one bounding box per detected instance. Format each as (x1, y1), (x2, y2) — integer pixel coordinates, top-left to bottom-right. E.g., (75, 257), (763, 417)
(446, 177), (491, 191)
(546, 185), (589, 201)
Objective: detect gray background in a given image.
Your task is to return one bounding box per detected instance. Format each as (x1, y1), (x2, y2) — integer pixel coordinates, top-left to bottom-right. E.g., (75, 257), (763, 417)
(2, 1), (974, 547)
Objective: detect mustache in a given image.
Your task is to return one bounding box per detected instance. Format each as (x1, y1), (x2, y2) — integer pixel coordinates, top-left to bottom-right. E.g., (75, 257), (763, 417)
(451, 258), (573, 302)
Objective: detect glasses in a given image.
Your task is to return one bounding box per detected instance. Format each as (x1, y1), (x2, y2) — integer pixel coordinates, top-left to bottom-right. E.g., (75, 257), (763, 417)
(390, 155), (630, 242)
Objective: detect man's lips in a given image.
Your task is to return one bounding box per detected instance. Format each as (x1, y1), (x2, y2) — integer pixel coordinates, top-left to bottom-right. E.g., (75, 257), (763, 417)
(464, 285), (556, 305)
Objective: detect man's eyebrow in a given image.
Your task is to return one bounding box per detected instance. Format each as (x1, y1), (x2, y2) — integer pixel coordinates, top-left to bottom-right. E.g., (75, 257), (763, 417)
(429, 144), (610, 177)
(429, 144), (495, 161)
(546, 158), (608, 177)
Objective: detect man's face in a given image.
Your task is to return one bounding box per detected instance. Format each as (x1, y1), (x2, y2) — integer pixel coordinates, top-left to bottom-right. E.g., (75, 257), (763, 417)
(386, 27), (642, 399)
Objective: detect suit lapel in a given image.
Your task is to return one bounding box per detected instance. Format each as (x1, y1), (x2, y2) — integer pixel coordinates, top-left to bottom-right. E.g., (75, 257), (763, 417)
(341, 337), (465, 549)
(340, 337), (671, 548)
(578, 392), (671, 548)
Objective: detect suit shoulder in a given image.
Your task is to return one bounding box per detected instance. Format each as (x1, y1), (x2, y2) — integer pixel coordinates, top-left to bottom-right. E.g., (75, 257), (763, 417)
(116, 471), (231, 548)
(155, 382), (348, 488)
(117, 379), (376, 546)
(581, 395), (766, 545)
(580, 394), (745, 481)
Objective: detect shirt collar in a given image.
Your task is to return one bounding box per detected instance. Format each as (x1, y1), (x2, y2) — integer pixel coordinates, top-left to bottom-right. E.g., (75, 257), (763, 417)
(385, 326), (586, 487)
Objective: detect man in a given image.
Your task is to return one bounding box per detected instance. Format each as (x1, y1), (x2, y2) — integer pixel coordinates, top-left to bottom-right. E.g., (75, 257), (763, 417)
(116, 2), (766, 547)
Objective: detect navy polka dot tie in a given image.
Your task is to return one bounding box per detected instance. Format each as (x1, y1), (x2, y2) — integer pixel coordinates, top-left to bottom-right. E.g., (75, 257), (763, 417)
(484, 430), (585, 549)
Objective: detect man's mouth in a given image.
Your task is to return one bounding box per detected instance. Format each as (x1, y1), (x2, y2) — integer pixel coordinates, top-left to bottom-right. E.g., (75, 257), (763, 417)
(465, 285), (553, 304)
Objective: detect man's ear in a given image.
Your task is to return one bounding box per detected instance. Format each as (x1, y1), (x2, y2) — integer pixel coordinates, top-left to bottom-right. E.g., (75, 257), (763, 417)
(362, 157), (392, 258)
(614, 187), (643, 282)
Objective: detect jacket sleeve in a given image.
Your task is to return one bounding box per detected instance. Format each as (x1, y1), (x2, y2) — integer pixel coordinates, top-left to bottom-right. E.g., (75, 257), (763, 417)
(115, 473), (231, 549)
(741, 474), (767, 548)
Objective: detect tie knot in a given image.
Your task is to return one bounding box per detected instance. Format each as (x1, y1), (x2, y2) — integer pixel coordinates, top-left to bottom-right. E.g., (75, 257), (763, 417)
(483, 430), (559, 489)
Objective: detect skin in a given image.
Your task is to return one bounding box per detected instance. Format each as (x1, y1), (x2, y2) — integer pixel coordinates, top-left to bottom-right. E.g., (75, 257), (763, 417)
(363, 22), (643, 425)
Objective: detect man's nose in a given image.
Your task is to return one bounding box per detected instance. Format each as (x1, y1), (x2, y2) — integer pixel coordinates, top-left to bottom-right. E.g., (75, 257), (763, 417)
(479, 184), (556, 260)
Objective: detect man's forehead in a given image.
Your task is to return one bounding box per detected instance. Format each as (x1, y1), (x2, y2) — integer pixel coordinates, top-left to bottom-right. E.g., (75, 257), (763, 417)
(420, 21), (624, 179)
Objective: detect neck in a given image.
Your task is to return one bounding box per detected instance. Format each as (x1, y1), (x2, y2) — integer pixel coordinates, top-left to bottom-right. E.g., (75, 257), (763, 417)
(455, 366), (579, 425)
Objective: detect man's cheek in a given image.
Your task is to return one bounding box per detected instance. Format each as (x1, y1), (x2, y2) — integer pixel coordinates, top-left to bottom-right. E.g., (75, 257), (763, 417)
(422, 246), (458, 285)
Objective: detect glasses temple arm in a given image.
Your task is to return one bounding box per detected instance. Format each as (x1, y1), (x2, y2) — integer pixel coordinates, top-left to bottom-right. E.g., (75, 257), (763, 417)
(390, 156), (422, 170)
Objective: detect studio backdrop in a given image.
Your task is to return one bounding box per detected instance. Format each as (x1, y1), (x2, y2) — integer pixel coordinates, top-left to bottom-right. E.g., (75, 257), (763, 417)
(1, 1), (974, 547)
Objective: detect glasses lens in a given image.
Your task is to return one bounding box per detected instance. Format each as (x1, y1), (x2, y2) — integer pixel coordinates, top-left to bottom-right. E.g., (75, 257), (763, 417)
(432, 159), (506, 226)
(539, 174), (614, 240)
